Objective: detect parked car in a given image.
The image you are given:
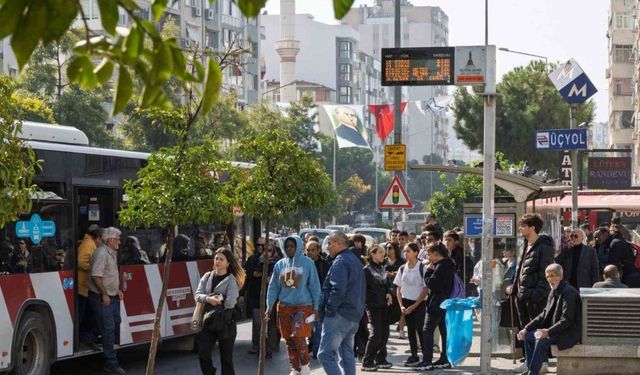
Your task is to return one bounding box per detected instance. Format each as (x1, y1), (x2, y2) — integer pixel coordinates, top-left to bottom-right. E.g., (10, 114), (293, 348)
(298, 228), (335, 244)
(352, 227), (391, 244)
(325, 224), (352, 233)
(321, 233), (376, 256)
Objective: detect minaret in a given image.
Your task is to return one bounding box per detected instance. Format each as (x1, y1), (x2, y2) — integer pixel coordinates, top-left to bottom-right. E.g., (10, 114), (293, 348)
(275, 0), (299, 103)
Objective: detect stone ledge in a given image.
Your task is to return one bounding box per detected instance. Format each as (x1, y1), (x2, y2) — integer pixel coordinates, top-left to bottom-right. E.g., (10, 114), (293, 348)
(551, 344), (640, 358)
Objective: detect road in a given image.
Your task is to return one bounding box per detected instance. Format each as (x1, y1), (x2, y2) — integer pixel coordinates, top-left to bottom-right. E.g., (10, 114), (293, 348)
(51, 320), (552, 374)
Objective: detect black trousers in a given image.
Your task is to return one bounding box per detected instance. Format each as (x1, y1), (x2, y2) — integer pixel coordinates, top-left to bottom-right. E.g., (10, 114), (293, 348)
(402, 298), (425, 357)
(197, 323), (237, 375)
(422, 309), (447, 364)
(363, 307), (390, 365)
(354, 312), (369, 356)
(515, 297), (545, 328)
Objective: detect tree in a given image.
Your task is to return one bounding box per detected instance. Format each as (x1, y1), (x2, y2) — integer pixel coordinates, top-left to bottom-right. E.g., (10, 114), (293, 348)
(11, 91), (55, 123)
(0, 76), (40, 228)
(234, 128), (334, 375)
(452, 61), (595, 174)
(287, 95), (320, 153)
(428, 173), (483, 231)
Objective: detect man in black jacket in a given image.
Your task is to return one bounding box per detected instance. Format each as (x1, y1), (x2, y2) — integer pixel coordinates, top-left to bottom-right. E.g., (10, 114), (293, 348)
(511, 214), (555, 329)
(517, 264), (581, 375)
(416, 243), (455, 371)
(555, 228), (599, 289)
(608, 224), (640, 287)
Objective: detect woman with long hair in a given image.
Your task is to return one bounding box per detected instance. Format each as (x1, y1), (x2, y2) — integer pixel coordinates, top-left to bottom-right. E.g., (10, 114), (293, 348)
(361, 245), (393, 371)
(384, 242), (405, 338)
(393, 242), (427, 367)
(195, 248), (246, 375)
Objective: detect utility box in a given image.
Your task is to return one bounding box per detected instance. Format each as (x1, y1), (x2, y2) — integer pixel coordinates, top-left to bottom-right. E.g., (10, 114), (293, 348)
(580, 288), (640, 345)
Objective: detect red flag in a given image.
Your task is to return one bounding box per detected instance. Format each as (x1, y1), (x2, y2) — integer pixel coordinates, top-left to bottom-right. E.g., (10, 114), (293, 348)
(368, 102), (407, 141)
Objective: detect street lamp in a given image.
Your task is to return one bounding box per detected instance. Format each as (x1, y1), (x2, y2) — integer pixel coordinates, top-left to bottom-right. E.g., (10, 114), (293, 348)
(499, 47), (548, 65)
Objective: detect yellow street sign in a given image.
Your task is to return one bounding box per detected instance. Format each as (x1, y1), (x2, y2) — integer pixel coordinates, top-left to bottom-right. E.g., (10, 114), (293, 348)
(384, 144), (406, 171)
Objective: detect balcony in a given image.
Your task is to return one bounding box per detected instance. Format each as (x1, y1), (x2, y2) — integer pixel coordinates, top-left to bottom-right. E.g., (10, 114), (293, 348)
(221, 14), (243, 29)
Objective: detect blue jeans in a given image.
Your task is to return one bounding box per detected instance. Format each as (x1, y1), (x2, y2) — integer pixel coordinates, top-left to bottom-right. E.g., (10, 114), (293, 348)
(88, 292), (121, 365)
(318, 314), (359, 375)
(524, 331), (556, 375)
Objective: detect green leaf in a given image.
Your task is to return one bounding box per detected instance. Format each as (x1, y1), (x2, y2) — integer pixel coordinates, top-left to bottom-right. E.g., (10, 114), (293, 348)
(0, 0), (26, 40)
(333, 0), (355, 19)
(114, 67), (133, 114)
(140, 85), (162, 107)
(194, 60), (205, 81)
(67, 56), (99, 88)
(97, 0), (118, 35)
(11, 2), (48, 69)
(237, 0), (267, 18)
(94, 58), (115, 84)
(42, 0), (78, 44)
(153, 42), (173, 83)
(151, 0), (168, 21)
(123, 24), (143, 62)
(200, 59), (222, 116)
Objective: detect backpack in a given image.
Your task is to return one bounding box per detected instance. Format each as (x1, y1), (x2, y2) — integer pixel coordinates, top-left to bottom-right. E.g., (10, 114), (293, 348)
(450, 273), (466, 299)
(629, 242), (640, 271)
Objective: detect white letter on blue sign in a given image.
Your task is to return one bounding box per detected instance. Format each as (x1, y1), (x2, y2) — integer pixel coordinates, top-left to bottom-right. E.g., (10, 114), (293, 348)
(568, 83), (587, 97)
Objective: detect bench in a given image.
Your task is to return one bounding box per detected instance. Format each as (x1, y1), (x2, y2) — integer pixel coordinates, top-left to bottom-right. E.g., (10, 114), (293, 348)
(552, 344), (640, 375)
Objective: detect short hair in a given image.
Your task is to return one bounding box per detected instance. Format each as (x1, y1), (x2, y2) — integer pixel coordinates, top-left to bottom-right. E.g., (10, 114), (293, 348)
(405, 242), (420, 253)
(545, 263), (563, 276)
(443, 230), (460, 242)
(352, 234), (366, 244)
(519, 213), (544, 234)
(88, 226), (103, 239)
(572, 228), (587, 245)
(330, 231), (349, 247)
(610, 223), (622, 233)
(399, 231), (409, 238)
(390, 229), (400, 235)
(603, 264), (621, 280)
(409, 231), (416, 236)
(102, 227), (121, 242)
(427, 243), (449, 258)
(427, 213), (436, 220)
(306, 240), (320, 250)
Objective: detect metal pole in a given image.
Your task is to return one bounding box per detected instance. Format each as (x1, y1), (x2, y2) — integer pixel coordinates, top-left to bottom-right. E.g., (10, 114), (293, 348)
(480, 1), (496, 370)
(393, 0), (402, 148)
(570, 105), (578, 227)
(333, 138), (337, 225)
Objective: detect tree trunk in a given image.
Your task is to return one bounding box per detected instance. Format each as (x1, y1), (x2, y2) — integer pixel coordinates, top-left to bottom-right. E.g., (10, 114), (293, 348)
(146, 225), (177, 375)
(257, 219), (270, 375)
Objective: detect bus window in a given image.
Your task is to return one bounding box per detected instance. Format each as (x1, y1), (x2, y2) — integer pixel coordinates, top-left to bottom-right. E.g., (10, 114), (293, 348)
(1, 200), (74, 273)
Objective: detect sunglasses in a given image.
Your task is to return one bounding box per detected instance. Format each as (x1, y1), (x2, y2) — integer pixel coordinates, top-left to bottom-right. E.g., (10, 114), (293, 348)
(570, 234), (579, 239)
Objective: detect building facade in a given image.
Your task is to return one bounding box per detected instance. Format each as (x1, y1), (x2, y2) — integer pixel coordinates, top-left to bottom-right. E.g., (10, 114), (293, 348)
(341, 0), (450, 163)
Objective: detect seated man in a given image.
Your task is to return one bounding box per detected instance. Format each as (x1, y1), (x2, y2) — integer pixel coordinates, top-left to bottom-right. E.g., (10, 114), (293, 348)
(593, 265), (628, 288)
(517, 264), (581, 375)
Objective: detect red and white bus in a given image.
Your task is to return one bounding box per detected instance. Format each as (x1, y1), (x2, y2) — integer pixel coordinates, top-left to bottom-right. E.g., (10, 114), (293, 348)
(0, 122), (251, 375)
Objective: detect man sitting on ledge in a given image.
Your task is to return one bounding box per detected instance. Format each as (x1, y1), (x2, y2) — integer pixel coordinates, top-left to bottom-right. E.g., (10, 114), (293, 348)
(517, 264), (581, 375)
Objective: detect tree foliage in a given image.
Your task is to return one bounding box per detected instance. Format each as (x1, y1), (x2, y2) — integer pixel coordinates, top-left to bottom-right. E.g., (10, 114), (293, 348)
(54, 85), (112, 146)
(452, 61), (595, 174)
(429, 173), (483, 231)
(11, 91), (55, 123)
(0, 76), (40, 228)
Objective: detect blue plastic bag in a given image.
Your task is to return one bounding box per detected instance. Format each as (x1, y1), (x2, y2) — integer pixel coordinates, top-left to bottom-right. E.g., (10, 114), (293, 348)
(439, 297), (479, 367)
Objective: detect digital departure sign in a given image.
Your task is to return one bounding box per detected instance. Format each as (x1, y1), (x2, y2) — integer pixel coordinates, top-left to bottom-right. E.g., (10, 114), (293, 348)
(382, 47), (455, 86)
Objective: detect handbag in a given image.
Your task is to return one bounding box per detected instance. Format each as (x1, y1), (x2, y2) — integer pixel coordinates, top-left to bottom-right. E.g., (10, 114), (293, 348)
(191, 301), (205, 331)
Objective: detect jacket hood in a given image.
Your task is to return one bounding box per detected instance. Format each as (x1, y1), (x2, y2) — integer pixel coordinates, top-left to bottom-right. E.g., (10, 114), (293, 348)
(284, 236), (304, 260)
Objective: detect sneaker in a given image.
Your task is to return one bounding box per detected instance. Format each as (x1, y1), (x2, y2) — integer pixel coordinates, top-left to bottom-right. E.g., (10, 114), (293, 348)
(540, 362), (549, 373)
(362, 362), (378, 372)
(300, 364), (310, 375)
(433, 361), (452, 369)
(513, 362), (528, 373)
(375, 360), (393, 369)
(404, 355), (420, 367)
(414, 361), (432, 371)
(398, 330), (406, 339)
(103, 363), (126, 375)
(288, 370), (300, 375)
(247, 346), (259, 354)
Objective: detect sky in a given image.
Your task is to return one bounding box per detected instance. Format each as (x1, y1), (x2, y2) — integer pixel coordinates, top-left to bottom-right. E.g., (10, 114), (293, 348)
(263, 0), (610, 123)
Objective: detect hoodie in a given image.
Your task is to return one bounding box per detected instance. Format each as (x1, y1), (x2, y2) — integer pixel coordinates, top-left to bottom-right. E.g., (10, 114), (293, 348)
(266, 236), (322, 311)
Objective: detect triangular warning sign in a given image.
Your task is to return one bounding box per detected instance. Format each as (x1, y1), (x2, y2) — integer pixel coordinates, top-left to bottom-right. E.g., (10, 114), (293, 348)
(379, 176), (413, 209)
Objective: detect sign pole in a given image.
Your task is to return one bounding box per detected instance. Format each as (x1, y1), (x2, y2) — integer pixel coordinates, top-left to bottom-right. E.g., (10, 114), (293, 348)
(479, 44), (496, 375)
(570, 105), (578, 227)
(392, 0), (402, 227)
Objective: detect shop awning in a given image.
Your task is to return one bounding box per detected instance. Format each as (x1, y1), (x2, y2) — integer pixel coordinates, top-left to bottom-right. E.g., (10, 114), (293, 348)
(531, 193), (640, 210)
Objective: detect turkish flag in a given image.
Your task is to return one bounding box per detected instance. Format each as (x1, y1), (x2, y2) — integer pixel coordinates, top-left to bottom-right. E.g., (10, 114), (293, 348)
(368, 102), (407, 141)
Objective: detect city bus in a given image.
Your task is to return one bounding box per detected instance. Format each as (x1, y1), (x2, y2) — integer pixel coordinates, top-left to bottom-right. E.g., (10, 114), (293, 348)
(0, 122), (251, 375)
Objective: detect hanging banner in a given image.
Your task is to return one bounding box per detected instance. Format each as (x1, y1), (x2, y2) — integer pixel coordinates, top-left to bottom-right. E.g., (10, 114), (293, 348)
(368, 102), (407, 141)
(321, 105), (369, 149)
(415, 95), (453, 116)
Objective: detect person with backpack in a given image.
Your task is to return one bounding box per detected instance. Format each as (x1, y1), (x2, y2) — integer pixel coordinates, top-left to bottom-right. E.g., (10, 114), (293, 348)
(415, 243), (455, 370)
(393, 242), (427, 367)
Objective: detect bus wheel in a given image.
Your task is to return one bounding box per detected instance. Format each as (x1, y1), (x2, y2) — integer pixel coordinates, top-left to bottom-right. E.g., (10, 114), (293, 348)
(10, 311), (51, 375)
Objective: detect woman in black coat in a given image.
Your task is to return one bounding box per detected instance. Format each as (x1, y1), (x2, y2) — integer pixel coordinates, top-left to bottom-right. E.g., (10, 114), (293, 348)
(362, 245), (393, 371)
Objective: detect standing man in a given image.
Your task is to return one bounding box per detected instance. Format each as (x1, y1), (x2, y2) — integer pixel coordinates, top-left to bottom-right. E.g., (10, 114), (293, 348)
(78, 224), (102, 346)
(509, 214), (555, 374)
(555, 228), (599, 289)
(398, 231), (410, 251)
(318, 232), (366, 375)
(266, 236), (321, 375)
(245, 237), (278, 356)
(88, 227), (126, 375)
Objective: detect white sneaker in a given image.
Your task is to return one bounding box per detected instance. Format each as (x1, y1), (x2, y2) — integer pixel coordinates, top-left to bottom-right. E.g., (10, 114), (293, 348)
(289, 370), (300, 375)
(540, 362), (549, 373)
(513, 362), (528, 373)
(300, 365), (310, 375)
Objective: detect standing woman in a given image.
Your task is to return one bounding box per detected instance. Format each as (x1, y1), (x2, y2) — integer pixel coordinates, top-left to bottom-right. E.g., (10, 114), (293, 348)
(195, 248), (246, 375)
(393, 243), (427, 367)
(362, 245), (393, 371)
(384, 242), (405, 337)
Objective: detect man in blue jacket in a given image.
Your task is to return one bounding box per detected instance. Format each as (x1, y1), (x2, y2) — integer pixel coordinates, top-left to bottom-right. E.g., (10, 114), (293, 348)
(266, 236), (321, 375)
(318, 232), (366, 375)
